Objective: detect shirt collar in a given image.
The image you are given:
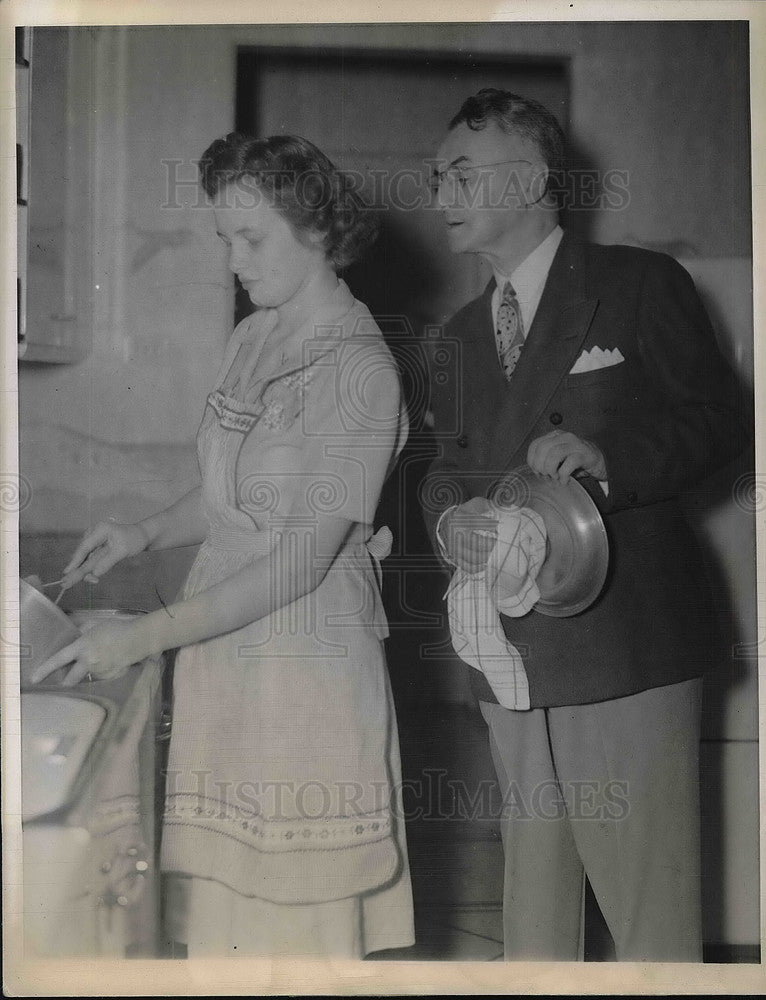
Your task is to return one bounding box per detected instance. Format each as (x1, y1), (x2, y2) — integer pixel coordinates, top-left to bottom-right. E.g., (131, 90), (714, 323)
(492, 225), (564, 302)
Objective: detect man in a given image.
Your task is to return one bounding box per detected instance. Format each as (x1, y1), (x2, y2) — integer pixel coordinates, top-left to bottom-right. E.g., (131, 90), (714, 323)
(423, 89), (746, 961)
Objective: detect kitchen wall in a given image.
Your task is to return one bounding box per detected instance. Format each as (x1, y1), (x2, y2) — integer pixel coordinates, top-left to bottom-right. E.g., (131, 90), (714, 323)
(19, 22), (753, 524)
(17, 21), (756, 948)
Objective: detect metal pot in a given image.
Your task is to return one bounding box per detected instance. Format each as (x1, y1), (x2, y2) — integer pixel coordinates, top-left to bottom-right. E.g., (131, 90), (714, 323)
(490, 466), (610, 617)
(19, 577), (81, 686)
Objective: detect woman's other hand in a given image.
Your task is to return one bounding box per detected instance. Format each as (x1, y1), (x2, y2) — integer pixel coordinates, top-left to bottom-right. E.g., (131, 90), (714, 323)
(29, 619), (152, 686)
(61, 521), (151, 589)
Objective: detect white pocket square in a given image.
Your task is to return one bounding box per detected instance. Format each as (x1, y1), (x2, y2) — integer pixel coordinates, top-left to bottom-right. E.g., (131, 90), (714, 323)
(569, 346), (625, 374)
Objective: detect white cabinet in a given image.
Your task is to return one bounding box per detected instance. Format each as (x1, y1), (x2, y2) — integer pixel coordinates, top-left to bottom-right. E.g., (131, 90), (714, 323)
(18, 27), (94, 363)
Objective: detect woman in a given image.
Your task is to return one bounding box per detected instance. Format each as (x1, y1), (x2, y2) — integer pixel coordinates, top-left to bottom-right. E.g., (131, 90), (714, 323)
(32, 133), (414, 958)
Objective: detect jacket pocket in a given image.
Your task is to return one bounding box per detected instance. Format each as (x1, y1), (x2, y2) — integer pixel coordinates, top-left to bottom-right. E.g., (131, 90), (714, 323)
(563, 363), (625, 389)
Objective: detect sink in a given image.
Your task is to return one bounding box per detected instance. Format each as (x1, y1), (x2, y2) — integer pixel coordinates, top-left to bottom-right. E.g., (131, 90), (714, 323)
(21, 692), (110, 822)
(21, 611), (150, 823)
(18, 639), (163, 958)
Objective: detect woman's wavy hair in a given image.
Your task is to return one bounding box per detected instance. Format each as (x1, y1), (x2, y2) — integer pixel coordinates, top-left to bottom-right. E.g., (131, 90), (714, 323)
(199, 133), (378, 269)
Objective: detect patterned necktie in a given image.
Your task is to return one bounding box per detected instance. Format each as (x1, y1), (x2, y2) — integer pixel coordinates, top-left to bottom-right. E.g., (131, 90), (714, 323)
(495, 281), (525, 381)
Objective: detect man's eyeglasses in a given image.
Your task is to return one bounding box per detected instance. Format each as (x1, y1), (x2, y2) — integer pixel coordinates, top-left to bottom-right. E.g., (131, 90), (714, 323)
(429, 159), (533, 193)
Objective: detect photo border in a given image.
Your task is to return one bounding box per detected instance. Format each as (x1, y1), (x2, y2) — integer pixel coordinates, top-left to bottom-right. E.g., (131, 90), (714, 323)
(1, 1), (764, 994)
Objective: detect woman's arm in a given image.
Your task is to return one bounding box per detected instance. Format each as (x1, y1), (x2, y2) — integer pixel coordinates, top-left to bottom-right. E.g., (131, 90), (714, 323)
(139, 485), (207, 551)
(32, 513), (355, 685)
(41, 338), (404, 684)
(137, 514), (353, 655)
(61, 486), (206, 588)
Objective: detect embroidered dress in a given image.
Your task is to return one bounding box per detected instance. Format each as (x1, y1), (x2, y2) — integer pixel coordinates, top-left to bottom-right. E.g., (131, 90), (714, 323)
(160, 281), (414, 956)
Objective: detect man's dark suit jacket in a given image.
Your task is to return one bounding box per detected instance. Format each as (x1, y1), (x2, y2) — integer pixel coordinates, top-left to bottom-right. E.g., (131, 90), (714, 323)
(424, 232), (747, 708)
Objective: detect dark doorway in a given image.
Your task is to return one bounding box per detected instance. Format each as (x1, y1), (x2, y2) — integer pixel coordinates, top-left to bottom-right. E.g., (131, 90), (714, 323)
(236, 47), (569, 335)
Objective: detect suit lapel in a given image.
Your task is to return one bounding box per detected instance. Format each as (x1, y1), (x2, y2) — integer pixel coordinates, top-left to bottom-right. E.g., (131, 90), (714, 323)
(461, 278), (495, 345)
(489, 234), (599, 470)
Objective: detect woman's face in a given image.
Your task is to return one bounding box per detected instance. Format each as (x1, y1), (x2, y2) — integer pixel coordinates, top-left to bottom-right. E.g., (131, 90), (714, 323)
(213, 181), (328, 309)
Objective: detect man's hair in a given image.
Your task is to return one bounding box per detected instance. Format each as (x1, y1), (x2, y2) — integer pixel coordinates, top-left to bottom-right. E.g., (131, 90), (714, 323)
(448, 88), (566, 180)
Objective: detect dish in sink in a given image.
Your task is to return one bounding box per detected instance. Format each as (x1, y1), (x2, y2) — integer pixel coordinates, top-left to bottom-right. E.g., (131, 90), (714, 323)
(21, 692), (109, 822)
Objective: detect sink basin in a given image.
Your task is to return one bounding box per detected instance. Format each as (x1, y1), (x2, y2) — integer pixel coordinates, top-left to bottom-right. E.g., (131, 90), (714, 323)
(21, 692), (109, 822)
(21, 611), (148, 823)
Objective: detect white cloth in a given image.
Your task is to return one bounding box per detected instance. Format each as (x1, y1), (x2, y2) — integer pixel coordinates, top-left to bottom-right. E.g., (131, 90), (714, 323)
(443, 506), (547, 711)
(491, 225), (564, 332)
(569, 345), (626, 374)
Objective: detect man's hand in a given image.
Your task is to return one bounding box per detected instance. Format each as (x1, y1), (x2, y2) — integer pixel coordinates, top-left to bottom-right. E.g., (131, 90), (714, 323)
(442, 497), (498, 573)
(527, 430), (607, 484)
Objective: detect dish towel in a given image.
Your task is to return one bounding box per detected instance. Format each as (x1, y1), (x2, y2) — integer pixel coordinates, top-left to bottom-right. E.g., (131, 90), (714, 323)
(444, 506), (547, 711)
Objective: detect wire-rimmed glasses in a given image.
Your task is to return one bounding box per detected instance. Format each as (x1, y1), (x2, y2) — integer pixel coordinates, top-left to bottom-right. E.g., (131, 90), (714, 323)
(429, 158), (533, 194)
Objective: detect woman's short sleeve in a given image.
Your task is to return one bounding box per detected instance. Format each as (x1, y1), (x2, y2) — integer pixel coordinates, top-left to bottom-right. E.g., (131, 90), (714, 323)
(296, 338), (407, 526)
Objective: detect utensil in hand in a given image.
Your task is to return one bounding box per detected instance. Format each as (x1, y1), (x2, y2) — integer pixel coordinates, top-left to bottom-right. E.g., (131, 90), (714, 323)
(28, 574), (73, 606)
(29, 575), (71, 607)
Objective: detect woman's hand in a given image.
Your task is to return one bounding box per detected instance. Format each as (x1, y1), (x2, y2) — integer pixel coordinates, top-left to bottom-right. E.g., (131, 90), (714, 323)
(61, 521), (151, 589)
(29, 619), (151, 687)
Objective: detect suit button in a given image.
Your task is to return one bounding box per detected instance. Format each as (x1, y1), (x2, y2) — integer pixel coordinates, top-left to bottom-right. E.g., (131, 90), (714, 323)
(627, 491), (638, 504)
(549, 412), (563, 426)
(457, 435), (468, 448)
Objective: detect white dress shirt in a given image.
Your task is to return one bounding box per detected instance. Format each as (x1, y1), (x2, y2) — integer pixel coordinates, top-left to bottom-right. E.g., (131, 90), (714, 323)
(489, 223), (608, 498)
(490, 225), (564, 334)
(434, 222), (608, 564)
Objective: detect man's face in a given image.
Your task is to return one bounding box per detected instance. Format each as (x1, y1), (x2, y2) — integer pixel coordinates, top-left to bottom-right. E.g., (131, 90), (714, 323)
(434, 121), (543, 258)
